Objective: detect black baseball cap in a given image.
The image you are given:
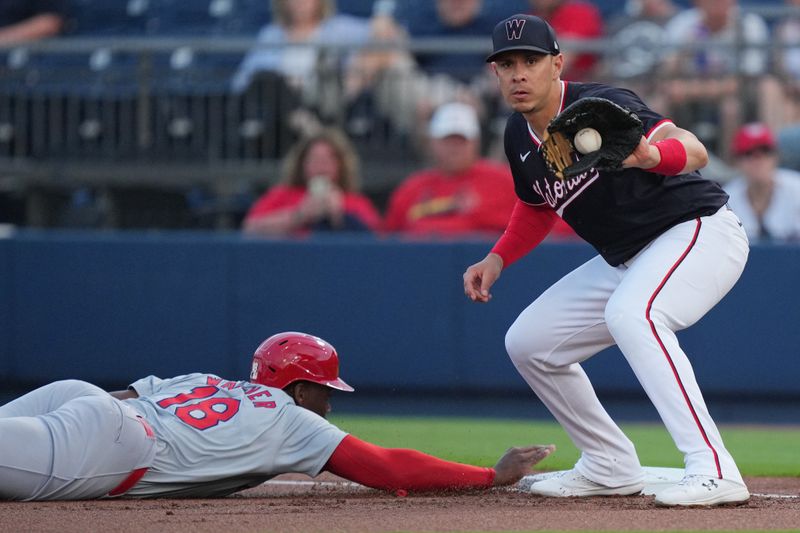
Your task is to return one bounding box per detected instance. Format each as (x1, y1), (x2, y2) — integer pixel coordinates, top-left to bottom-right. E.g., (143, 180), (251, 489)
(486, 14), (560, 63)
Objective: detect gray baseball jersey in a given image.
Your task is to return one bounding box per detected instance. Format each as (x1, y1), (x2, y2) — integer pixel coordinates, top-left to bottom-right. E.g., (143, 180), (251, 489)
(123, 373), (347, 498)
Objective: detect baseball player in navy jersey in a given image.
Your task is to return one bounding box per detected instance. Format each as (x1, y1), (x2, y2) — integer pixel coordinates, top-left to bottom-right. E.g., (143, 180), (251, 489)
(463, 15), (750, 506)
(0, 332), (554, 500)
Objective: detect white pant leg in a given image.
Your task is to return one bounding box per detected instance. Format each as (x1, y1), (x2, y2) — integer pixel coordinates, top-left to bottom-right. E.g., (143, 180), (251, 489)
(506, 256), (645, 486)
(0, 380), (156, 500)
(606, 207), (749, 483)
(0, 417), (53, 499)
(0, 379), (104, 418)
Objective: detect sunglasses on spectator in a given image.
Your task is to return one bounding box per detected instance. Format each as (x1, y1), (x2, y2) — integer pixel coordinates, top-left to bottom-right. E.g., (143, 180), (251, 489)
(737, 146), (776, 158)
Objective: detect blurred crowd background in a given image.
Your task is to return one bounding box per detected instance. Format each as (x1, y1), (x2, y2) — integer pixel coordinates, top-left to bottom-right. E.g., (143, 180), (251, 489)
(1, 0), (800, 244)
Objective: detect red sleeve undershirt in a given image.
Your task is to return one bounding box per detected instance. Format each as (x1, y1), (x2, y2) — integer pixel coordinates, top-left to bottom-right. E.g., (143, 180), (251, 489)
(324, 435), (495, 492)
(490, 200), (558, 268)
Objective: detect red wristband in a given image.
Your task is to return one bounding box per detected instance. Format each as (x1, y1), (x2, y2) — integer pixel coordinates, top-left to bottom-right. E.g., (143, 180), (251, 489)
(648, 138), (687, 175)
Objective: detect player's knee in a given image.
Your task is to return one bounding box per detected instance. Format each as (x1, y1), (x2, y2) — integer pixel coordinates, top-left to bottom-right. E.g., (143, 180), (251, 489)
(505, 323), (546, 365)
(604, 298), (648, 340)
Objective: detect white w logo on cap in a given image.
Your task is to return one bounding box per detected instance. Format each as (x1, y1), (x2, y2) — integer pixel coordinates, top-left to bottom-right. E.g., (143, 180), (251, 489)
(505, 19), (526, 40)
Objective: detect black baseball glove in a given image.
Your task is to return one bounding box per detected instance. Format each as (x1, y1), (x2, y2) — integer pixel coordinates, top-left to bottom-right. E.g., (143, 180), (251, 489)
(540, 97), (644, 179)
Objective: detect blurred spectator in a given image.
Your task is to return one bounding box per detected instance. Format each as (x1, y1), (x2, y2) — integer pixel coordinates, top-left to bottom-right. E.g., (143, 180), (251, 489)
(392, 0), (497, 130)
(778, 124), (800, 172)
(232, 0), (410, 136)
(339, 1), (513, 145)
(528, 0), (604, 81)
(776, 0), (800, 81)
(0, 0), (65, 44)
(724, 123), (800, 242)
(231, 0), (372, 103)
(605, 0), (679, 82)
(342, 0), (418, 138)
(383, 102), (516, 237)
(761, 0), (800, 131)
(242, 128), (381, 236)
(398, 0), (495, 83)
(608, 0), (678, 34)
(660, 0), (770, 158)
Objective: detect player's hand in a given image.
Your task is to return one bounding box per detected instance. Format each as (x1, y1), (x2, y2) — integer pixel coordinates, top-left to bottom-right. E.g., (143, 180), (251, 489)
(463, 253), (503, 303)
(492, 444), (556, 486)
(621, 135), (659, 169)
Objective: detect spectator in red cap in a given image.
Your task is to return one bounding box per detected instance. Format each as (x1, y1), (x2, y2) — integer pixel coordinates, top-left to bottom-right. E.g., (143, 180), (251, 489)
(724, 123), (800, 241)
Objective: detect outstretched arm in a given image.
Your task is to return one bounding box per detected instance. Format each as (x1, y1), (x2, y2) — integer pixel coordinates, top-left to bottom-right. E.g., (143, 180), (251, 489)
(622, 123), (708, 175)
(463, 201), (557, 303)
(324, 435), (554, 492)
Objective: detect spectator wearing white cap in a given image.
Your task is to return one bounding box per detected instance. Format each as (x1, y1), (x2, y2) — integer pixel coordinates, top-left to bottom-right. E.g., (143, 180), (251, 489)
(724, 122), (800, 242)
(383, 102), (516, 236)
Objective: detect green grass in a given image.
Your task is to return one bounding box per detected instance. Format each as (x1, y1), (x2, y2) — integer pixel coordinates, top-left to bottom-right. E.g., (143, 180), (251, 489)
(329, 415), (800, 477)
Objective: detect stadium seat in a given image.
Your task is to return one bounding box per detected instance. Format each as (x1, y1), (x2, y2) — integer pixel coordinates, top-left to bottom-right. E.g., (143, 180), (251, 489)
(65, 0), (154, 35)
(149, 0), (269, 36)
(0, 88), (25, 159)
(1, 47), (36, 91)
(18, 48), (139, 97)
(149, 46), (238, 93)
(222, 71), (301, 161)
(0, 47), (142, 162)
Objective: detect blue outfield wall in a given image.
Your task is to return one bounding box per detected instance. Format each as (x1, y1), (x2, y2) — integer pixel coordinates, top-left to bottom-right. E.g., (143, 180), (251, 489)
(0, 230), (798, 396)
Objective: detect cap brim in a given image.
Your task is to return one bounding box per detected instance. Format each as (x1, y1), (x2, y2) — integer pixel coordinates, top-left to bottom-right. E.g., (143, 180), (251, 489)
(324, 377), (354, 392)
(486, 46), (554, 63)
(430, 130), (477, 140)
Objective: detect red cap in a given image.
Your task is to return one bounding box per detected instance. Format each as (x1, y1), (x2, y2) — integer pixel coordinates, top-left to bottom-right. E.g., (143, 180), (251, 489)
(732, 123), (776, 156)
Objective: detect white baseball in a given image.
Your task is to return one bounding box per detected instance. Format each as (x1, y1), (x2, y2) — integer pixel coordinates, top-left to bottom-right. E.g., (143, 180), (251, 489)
(574, 127), (602, 154)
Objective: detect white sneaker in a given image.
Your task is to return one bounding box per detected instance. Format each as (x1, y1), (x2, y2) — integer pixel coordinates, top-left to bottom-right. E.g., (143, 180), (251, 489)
(654, 475), (750, 506)
(640, 467), (685, 496)
(517, 471), (562, 492)
(527, 469), (644, 497)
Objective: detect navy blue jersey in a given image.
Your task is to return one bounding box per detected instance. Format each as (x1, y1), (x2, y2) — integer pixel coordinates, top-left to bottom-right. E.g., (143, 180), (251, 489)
(504, 81), (729, 266)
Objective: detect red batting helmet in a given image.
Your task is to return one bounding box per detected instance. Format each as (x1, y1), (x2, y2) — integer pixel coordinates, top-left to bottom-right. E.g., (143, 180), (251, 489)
(250, 332), (354, 392)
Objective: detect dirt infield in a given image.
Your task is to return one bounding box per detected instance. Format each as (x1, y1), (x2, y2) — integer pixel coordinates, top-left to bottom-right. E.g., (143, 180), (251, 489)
(1, 474), (798, 533)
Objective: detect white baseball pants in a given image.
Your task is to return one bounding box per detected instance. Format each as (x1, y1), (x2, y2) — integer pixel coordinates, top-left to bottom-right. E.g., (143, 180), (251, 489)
(506, 206), (749, 487)
(0, 380), (156, 500)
